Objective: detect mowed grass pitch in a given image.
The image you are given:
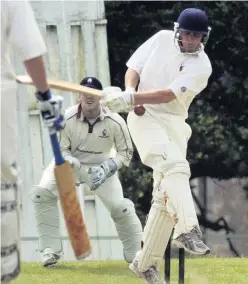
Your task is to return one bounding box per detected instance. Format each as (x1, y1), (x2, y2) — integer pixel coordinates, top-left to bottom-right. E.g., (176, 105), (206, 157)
(13, 258), (248, 284)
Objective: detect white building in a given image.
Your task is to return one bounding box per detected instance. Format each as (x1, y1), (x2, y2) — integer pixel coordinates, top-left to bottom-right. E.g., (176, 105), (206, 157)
(13, 0), (123, 262)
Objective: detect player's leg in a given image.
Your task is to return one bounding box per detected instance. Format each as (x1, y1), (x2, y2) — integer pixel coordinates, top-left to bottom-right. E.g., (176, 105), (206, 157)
(94, 174), (143, 263)
(128, 111), (200, 237)
(152, 116), (209, 254)
(129, 175), (176, 283)
(1, 86), (20, 283)
(127, 112), (209, 268)
(1, 170), (21, 283)
(127, 112), (175, 282)
(30, 162), (62, 266)
(153, 170), (209, 255)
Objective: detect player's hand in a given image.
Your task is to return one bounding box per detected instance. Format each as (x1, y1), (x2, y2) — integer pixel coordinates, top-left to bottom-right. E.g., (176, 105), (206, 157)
(88, 159), (117, 190)
(101, 87), (134, 113)
(64, 156), (81, 169)
(36, 89), (65, 134)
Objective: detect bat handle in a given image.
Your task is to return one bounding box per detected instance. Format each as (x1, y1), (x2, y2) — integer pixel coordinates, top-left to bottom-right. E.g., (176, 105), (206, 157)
(49, 133), (65, 166)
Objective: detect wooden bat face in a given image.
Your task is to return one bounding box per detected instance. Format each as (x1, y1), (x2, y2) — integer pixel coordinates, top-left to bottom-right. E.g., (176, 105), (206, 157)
(16, 75), (102, 97)
(49, 133), (91, 260)
(55, 161), (92, 259)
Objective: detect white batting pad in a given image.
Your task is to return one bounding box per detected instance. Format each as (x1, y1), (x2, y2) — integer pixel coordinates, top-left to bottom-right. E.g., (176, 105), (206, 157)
(30, 186), (62, 253)
(1, 182), (20, 282)
(137, 198), (174, 271)
(111, 198), (142, 263)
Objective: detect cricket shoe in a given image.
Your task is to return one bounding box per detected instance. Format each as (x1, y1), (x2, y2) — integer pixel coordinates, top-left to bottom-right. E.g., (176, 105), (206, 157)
(42, 248), (60, 267)
(129, 259), (164, 284)
(190, 226), (202, 239)
(173, 227), (210, 255)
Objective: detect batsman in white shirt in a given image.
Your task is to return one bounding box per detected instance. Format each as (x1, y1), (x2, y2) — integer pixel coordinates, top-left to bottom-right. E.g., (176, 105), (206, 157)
(1, 1), (65, 283)
(101, 8), (212, 283)
(30, 77), (143, 267)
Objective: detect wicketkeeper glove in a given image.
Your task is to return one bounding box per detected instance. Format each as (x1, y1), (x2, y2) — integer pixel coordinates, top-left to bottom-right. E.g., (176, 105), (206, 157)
(88, 159), (117, 190)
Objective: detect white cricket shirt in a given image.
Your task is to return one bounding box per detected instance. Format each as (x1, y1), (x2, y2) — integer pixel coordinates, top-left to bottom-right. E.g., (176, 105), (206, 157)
(1, 0), (46, 88)
(126, 30), (212, 119)
(59, 104), (133, 168)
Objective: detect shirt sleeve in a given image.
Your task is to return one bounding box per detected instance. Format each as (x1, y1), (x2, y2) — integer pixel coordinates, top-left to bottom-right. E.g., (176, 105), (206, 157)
(126, 31), (161, 75)
(7, 0), (47, 61)
(58, 126), (72, 158)
(111, 116), (133, 169)
(168, 63), (212, 98)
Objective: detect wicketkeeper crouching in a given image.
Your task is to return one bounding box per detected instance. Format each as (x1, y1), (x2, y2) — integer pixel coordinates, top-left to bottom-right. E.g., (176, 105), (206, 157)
(30, 77), (143, 267)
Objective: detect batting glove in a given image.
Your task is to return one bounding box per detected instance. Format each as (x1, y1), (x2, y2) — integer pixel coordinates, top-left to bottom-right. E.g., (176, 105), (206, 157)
(88, 159), (117, 190)
(101, 88), (134, 113)
(36, 89), (65, 134)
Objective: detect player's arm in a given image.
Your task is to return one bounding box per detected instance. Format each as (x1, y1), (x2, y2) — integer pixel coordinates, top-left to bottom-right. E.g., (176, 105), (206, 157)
(125, 68), (139, 91)
(133, 88), (176, 104)
(111, 116), (134, 169)
(125, 31), (161, 89)
(59, 126), (72, 158)
(88, 115), (133, 190)
(58, 121), (80, 169)
(133, 68), (211, 104)
(133, 63), (212, 105)
(24, 56), (48, 93)
(8, 0), (64, 130)
(8, 0), (48, 93)
(102, 64), (212, 112)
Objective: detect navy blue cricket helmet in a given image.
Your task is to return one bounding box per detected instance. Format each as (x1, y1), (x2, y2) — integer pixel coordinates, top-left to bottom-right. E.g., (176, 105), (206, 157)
(174, 8), (211, 53)
(177, 8), (209, 35)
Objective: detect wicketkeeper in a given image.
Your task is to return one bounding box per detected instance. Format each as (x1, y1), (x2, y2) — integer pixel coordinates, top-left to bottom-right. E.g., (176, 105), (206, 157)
(30, 77), (143, 267)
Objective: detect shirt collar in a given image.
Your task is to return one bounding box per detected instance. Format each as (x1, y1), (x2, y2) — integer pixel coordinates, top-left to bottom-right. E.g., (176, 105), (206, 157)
(76, 104), (111, 122)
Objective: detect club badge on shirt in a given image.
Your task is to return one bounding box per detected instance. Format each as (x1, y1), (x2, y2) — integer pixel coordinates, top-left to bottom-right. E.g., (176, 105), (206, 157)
(181, 86), (187, 93)
(99, 129), (109, 138)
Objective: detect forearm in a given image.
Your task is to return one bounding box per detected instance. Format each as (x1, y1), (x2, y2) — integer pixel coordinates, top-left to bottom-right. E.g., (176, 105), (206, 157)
(125, 68), (139, 89)
(112, 155), (129, 169)
(60, 138), (72, 158)
(133, 89), (176, 105)
(24, 56), (49, 93)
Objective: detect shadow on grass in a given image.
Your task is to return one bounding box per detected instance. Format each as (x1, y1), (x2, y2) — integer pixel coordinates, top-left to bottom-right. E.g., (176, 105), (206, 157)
(44, 262), (131, 276)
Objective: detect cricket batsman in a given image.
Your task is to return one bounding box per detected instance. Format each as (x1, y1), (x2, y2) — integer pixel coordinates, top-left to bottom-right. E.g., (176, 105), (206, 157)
(30, 77), (143, 267)
(1, 1), (65, 283)
(101, 8), (212, 283)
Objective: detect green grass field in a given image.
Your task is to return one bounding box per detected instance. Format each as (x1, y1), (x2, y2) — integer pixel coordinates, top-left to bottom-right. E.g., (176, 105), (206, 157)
(13, 258), (248, 284)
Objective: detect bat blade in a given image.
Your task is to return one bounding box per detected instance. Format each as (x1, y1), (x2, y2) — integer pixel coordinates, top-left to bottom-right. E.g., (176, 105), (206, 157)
(54, 161), (91, 259)
(16, 75), (102, 97)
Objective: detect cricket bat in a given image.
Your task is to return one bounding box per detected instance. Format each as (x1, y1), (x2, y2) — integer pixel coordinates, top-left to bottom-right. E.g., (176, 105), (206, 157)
(50, 133), (92, 259)
(16, 75), (102, 97)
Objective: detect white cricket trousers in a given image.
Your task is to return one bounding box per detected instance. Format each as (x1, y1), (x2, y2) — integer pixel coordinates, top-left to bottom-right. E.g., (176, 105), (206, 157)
(33, 162), (125, 253)
(1, 83), (21, 283)
(39, 161), (125, 211)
